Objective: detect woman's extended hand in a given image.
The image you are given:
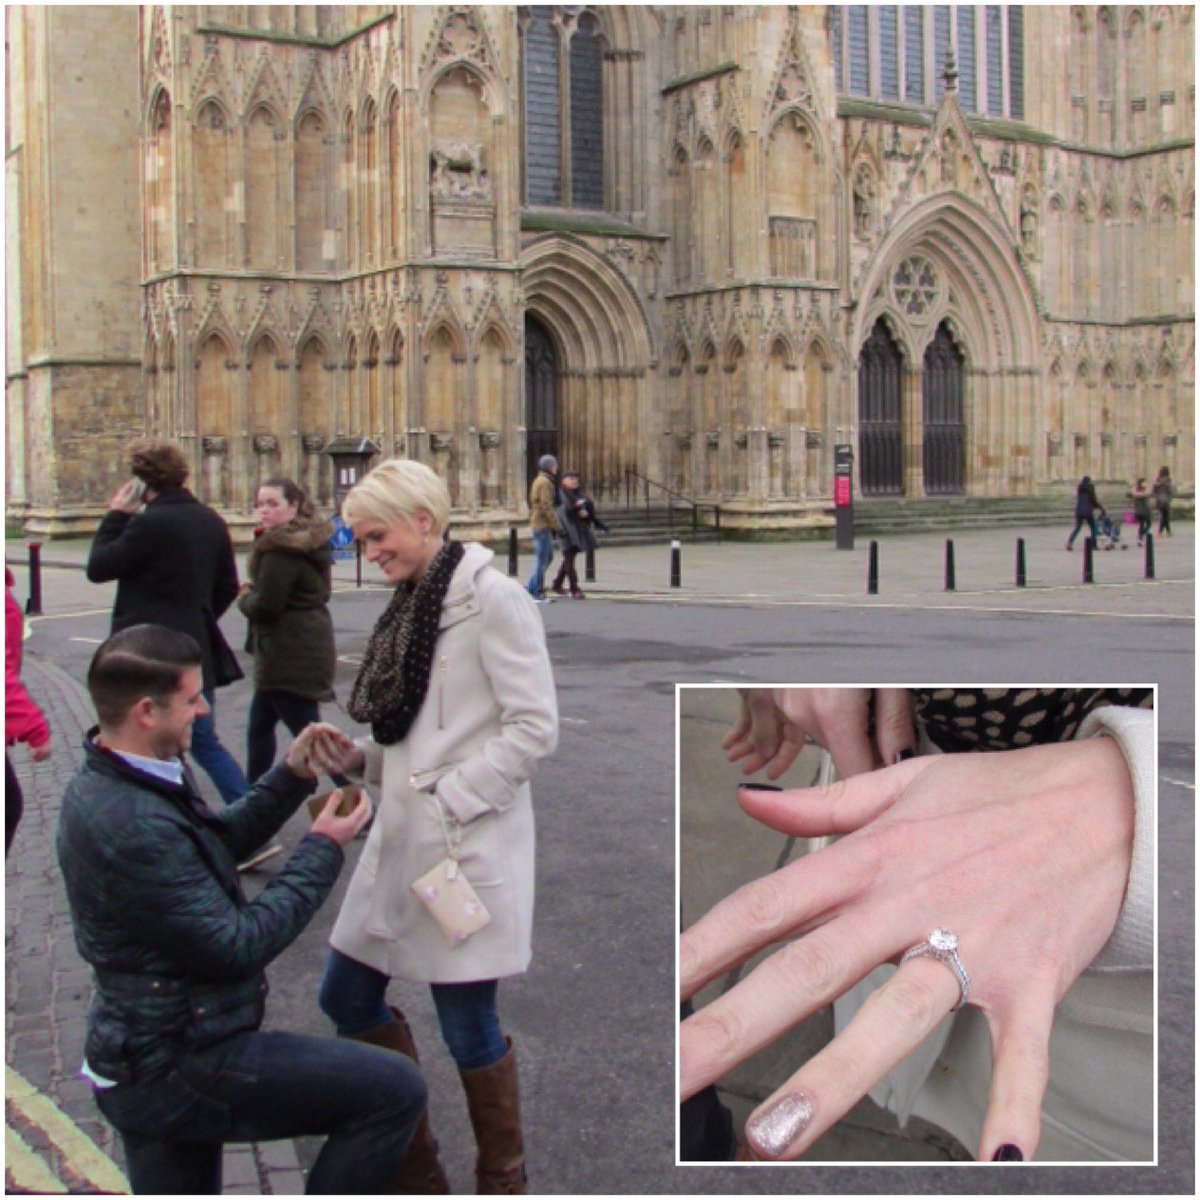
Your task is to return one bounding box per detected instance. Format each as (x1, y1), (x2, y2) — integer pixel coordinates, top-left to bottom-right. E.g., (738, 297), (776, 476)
(722, 688), (915, 779)
(679, 735), (1135, 1161)
(286, 722), (361, 779)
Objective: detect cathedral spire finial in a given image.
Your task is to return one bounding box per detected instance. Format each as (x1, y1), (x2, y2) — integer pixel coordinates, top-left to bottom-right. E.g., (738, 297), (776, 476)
(942, 47), (959, 94)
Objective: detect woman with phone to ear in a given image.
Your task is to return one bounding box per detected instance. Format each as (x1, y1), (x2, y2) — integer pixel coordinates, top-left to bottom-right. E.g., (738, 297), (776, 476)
(314, 459), (558, 1194)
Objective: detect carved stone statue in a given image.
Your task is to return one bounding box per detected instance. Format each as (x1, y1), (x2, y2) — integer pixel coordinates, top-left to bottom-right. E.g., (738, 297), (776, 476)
(1020, 193), (1039, 256)
(853, 167), (875, 238)
(430, 139), (491, 202)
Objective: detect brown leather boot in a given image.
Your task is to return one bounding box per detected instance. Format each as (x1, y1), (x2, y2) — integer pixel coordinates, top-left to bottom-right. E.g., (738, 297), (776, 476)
(458, 1037), (526, 1194)
(345, 1007), (451, 1194)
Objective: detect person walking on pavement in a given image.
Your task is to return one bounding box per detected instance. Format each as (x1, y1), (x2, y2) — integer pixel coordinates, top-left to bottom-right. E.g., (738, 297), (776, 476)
(86, 438), (249, 806)
(1152, 465), (1174, 537)
(238, 478), (345, 787)
(1129, 477), (1152, 547)
(525, 454), (559, 602)
(317, 458), (558, 1194)
(56, 623), (427, 1195)
(1065, 474), (1104, 551)
(550, 472), (608, 599)
(5, 568), (51, 855)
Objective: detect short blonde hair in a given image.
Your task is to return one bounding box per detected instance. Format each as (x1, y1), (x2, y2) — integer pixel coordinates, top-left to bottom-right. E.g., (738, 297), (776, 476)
(342, 458), (451, 536)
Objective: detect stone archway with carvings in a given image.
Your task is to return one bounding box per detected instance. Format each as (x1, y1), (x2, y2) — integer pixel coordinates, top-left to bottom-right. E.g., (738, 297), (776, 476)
(852, 195), (1042, 497)
(518, 235), (654, 503)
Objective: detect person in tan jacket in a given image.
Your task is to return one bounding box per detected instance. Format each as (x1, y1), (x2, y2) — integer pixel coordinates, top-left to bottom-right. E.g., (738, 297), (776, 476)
(317, 459), (558, 1194)
(525, 454), (558, 601)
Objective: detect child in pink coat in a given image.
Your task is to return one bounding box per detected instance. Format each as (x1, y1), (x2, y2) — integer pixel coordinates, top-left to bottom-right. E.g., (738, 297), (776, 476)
(6, 568), (51, 853)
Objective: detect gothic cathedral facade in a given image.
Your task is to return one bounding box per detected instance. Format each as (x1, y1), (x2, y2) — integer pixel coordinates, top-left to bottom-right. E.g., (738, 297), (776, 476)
(5, 6), (1194, 537)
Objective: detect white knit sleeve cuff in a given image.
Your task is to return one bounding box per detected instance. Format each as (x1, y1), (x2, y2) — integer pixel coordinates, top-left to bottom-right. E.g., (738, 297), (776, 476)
(1075, 704), (1155, 973)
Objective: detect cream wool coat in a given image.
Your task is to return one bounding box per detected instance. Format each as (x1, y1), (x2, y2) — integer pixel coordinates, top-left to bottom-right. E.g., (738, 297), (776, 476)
(330, 543), (558, 983)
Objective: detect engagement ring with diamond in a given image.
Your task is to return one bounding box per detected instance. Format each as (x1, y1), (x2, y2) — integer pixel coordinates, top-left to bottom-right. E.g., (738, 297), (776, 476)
(900, 928), (971, 1010)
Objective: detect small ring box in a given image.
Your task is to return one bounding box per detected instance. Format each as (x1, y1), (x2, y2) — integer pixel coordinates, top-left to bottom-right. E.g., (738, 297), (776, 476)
(306, 787), (362, 821)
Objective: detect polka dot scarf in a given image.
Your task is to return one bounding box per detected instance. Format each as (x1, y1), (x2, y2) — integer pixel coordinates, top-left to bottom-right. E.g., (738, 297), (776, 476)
(911, 687), (1153, 754)
(348, 539), (465, 745)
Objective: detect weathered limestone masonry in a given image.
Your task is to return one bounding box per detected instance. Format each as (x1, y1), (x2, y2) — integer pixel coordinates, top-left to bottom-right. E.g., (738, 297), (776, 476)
(5, 6), (1194, 538)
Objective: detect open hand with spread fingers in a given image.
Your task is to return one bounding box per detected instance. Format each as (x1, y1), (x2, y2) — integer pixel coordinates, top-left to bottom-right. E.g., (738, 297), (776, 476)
(679, 734), (1136, 1162)
(722, 687), (915, 780)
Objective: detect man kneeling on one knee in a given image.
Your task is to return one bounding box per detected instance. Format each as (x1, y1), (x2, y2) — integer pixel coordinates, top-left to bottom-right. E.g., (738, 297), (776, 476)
(56, 623), (426, 1195)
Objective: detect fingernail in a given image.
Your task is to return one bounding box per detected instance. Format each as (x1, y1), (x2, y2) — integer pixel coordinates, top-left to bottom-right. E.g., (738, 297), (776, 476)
(894, 747), (916, 763)
(745, 1091), (814, 1159)
(991, 1143), (1024, 1161)
(740, 783), (783, 791)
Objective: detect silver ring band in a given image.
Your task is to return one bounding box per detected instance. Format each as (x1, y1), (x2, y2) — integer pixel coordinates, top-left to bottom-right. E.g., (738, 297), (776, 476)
(900, 928), (971, 1010)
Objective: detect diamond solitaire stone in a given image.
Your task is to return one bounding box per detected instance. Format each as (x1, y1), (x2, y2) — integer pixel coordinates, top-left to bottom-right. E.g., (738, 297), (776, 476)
(929, 929), (958, 952)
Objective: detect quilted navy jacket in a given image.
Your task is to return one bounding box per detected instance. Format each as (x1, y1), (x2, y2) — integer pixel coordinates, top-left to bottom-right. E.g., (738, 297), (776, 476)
(56, 735), (342, 1082)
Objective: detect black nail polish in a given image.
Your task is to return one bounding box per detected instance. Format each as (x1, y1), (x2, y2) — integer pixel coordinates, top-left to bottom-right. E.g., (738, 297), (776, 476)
(992, 1144), (1023, 1161)
(740, 783), (783, 791)
(894, 747), (916, 763)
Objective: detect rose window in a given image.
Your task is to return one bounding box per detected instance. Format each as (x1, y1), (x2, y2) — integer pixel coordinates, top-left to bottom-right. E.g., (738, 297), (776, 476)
(892, 257), (939, 317)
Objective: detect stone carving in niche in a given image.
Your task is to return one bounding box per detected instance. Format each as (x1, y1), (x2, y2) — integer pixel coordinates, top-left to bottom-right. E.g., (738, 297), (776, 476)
(478, 430), (501, 450)
(430, 432), (455, 452)
(201, 436), (228, 455)
(302, 434), (325, 454)
(852, 165), (875, 238)
(1020, 190), (1039, 257)
(252, 434), (278, 454)
(892, 256), (939, 318)
(430, 140), (491, 202)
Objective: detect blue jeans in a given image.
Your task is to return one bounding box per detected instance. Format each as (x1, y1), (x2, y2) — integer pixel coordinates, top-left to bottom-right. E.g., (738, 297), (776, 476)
(525, 529), (554, 599)
(190, 688), (249, 806)
(94, 1030), (425, 1194)
(1066, 513), (1098, 549)
(319, 948), (506, 1071)
(247, 690), (350, 788)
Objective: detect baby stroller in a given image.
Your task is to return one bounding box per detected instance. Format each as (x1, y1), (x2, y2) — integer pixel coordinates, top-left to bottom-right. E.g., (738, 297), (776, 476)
(1093, 510), (1125, 550)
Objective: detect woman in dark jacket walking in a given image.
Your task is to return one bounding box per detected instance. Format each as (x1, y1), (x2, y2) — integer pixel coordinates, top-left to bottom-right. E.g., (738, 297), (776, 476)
(1152, 466), (1174, 537)
(1065, 475), (1104, 551)
(238, 478), (343, 786)
(550, 472), (607, 599)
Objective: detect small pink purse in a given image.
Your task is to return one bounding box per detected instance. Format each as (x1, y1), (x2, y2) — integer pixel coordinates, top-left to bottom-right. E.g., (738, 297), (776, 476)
(410, 796), (492, 948)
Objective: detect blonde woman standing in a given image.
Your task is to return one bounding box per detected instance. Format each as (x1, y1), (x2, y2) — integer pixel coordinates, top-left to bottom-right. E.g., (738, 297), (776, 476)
(317, 459), (558, 1194)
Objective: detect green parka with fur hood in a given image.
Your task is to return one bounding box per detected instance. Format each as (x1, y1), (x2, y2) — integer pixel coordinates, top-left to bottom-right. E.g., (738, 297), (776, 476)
(237, 514), (337, 699)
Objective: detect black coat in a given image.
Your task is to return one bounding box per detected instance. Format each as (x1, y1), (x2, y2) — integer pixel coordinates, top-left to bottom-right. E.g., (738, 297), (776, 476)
(56, 736), (340, 1081)
(86, 488), (240, 692)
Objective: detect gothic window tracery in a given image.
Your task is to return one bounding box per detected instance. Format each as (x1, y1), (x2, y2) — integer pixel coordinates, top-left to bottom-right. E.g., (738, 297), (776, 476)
(892, 256), (940, 317)
(520, 7), (605, 210)
(831, 5), (1024, 118)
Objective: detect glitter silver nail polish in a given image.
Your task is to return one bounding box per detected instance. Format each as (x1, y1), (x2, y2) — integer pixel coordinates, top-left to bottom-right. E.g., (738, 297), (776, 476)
(746, 1091), (815, 1159)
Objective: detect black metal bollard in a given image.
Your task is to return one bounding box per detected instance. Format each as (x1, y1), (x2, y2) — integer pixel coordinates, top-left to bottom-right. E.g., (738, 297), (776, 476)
(25, 542), (43, 616)
(1083, 536), (1094, 583)
(508, 527), (519, 577)
(867, 540), (879, 595)
(1144, 532), (1155, 580)
(670, 538), (681, 588)
(944, 538), (956, 591)
(585, 546), (595, 583)
(1015, 537), (1027, 588)
(355, 539), (363, 588)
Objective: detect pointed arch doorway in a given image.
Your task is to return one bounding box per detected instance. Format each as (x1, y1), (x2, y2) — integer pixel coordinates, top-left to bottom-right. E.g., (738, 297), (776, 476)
(922, 322), (965, 494)
(858, 318), (904, 495)
(524, 315), (558, 485)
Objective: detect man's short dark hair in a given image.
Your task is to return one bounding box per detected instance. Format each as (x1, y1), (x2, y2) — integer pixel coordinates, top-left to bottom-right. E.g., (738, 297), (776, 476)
(129, 437), (189, 491)
(87, 625), (203, 728)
